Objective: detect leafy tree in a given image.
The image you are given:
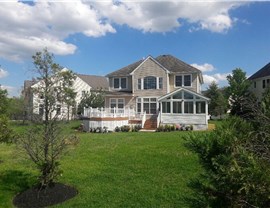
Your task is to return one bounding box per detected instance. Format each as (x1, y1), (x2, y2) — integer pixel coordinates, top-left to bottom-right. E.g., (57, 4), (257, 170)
(205, 81), (228, 118)
(7, 96), (26, 120)
(18, 49), (78, 188)
(226, 68), (251, 116)
(0, 86), (9, 115)
(77, 90), (105, 114)
(0, 87), (14, 144)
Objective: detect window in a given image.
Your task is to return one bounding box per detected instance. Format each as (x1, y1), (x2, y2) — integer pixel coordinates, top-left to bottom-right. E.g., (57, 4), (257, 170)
(56, 105), (61, 115)
(144, 76), (156, 89)
(121, 78), (127, 89)
(175, 76), (182, 87)
(254, 81), (256, 88)
(196, 101), (206, 114)
(173, 101), (182, 113)
(110, 98), (125, 112)
(263, 80), (266, 89)
(184, 101), (193, 114)
(267, 79), (270, 87)
(138, 79), (141, 90)
(184, 92), (193, 99)
(113, 78), (127, 89)
(39, 104), (44, 116)
(138, 97), (157, 114)
(114, 78), (119, 89)
(159, 77), (163, 89)
(162, 102), (170, 113)
(175, 75), (192, 87)
(184, 75), (191, 86)
(173, 92), (182, 99)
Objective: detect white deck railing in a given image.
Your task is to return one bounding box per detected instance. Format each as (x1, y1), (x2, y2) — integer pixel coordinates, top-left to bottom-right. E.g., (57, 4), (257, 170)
(84, 107), (140, 119)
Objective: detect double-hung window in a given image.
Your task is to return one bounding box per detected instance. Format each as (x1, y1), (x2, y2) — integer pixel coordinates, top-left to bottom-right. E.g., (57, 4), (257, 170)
(113, 78), (127, 89)
(175, 75), (192, 87)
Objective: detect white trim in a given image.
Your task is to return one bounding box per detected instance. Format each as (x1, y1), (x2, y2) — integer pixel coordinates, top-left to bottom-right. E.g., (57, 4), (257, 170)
(158, 87), (210, 102)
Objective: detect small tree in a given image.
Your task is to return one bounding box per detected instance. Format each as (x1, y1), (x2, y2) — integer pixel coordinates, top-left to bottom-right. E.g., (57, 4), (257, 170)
(0, 86), (9, 115)
(77, 89), (105, 114)
(226, 68), (251, 116)
(19, 49), (78, 188)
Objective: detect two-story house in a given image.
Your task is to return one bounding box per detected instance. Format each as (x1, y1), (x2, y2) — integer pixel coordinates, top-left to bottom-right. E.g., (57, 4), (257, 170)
(25, 71), (108, 120)
(248, 62), (270, 101)
(83, 55), (209, 131)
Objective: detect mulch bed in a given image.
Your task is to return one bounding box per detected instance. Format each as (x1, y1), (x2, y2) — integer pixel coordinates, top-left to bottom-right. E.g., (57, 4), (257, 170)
(13, 183), (78, 208)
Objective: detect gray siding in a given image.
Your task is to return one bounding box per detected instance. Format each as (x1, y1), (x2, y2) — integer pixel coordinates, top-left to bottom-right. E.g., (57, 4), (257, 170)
(133, 58), (168, 97)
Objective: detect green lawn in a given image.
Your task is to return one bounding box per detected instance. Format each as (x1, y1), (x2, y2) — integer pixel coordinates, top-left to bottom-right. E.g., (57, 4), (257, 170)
(1, 123), (203, 208)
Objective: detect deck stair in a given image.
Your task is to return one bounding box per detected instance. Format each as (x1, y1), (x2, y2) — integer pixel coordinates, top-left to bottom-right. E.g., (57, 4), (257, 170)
(143, 115), (158, 130)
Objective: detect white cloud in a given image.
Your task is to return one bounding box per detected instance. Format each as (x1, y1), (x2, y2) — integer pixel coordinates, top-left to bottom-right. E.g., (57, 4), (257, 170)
(0, 68), (8, 78)
(191, 63), (215, 72)
(0, 1), (247, 61)
(0, 1), (115, 61)
(1, 85), (17, 97)
(203, 73), (229, 85)
(92, 1), (246, 33)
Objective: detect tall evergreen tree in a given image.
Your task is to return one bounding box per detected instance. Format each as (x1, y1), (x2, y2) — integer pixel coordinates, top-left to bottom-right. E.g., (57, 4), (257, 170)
(226, 68), (251, 116)
(205, 81), (227, 118)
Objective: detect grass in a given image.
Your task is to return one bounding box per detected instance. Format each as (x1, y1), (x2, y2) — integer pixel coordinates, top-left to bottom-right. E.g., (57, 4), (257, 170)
(1, 122), (204, 208)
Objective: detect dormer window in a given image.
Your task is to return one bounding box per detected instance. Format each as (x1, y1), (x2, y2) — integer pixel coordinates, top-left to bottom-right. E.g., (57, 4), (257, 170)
(113, 78), (127, 89)
(175, 75), (192, 87)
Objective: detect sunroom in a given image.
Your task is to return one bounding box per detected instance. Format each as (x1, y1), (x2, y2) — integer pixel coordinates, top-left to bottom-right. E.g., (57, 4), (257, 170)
(158, 88), (210, 130)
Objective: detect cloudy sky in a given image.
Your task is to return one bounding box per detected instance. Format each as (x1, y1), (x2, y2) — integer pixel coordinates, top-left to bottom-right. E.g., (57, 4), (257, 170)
(0, 1), (269, 96)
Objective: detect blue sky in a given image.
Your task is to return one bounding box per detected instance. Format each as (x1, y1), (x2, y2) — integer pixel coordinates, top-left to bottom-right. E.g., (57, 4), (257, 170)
(0, 1), (269, 97)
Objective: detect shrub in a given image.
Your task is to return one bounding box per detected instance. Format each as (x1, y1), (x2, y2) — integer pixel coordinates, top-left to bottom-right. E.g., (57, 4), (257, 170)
(132, 124), (141, 132)
(185, 117), (270, 207)
(115, 126), (120, 132)
(121, 125), (130, 132)
(0, 115), (14, 143)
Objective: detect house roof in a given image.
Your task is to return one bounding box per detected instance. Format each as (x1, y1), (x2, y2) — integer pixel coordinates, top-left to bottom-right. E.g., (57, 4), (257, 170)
(155, 55), (201, 74)
(248, 62), (270, 80)
(106, 54), (203, 83)
(76, 74), (109, 91)
(106, 59), (144, 77)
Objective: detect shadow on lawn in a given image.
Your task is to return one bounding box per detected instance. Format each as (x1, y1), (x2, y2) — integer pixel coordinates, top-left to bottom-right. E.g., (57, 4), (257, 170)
(0, 170), (36, 194)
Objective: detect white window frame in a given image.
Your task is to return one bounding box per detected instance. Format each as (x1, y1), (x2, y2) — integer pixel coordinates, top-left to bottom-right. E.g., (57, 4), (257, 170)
(113, 77), (127, 90)
(160, 91), (207, 115)
(110, 98), (125, 109)
(175, 74), (192, 87)
(137, 97), (158, 114)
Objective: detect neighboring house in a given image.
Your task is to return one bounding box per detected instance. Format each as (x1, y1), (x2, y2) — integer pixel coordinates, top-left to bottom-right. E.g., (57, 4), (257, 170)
(83, 55), (209, 131)
(248, 62), (270, 101)
(24, 70), (108, 120)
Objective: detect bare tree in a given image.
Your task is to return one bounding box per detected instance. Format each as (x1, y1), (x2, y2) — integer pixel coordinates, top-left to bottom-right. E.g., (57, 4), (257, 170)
(19, 49), (78, 188)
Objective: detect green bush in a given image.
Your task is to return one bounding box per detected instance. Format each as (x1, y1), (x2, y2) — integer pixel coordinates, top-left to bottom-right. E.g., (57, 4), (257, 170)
(0, 116), (14, 143)
(186, 117), (270, 207)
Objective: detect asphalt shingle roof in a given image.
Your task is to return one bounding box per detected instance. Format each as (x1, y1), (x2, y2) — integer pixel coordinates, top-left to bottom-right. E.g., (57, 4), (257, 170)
(106, 54), (201, 77)
(77, 74), (109, 90)
(155, 55), (201, 73)
(249, 62), (270, 80)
